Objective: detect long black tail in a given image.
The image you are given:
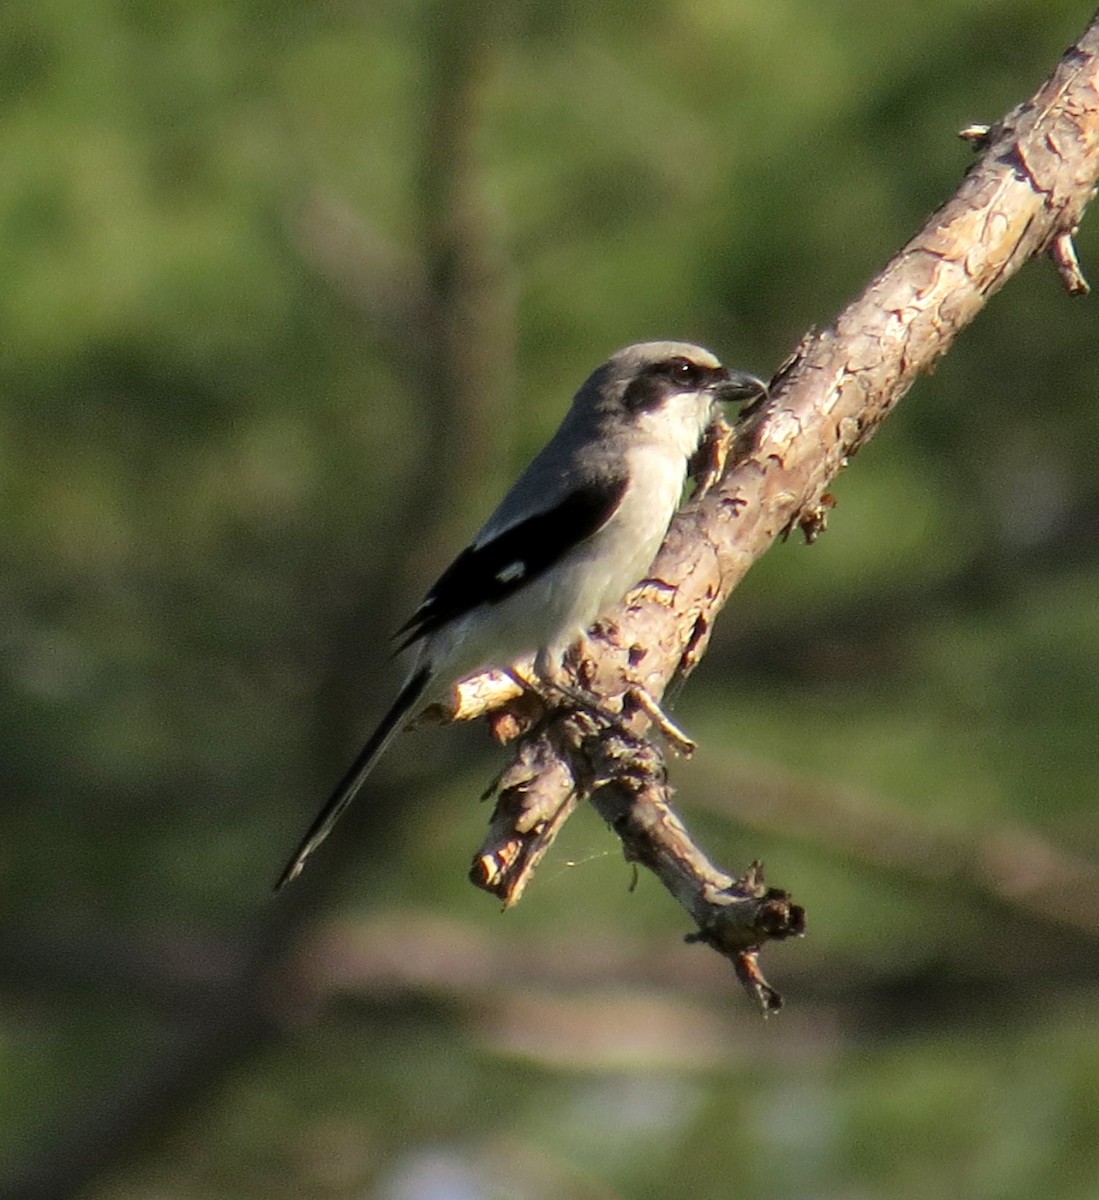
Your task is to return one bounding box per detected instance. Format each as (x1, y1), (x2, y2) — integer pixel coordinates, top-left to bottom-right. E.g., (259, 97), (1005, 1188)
(274, 666), (432, 890)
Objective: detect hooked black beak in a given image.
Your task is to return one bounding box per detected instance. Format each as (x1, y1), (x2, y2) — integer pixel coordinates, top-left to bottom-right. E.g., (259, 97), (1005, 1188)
(712, 369), (769, 407)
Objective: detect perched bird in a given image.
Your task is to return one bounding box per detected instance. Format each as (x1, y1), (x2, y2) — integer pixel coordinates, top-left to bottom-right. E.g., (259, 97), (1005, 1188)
(275, 341), (767, 888)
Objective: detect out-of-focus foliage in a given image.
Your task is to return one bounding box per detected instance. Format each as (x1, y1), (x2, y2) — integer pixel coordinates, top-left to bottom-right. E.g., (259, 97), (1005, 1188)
(2, 1), (1098, 1198)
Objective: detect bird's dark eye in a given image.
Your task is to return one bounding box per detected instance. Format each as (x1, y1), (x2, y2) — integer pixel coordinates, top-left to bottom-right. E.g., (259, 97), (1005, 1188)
(666, 357), (704, 388)
(623, 355), (711, 411)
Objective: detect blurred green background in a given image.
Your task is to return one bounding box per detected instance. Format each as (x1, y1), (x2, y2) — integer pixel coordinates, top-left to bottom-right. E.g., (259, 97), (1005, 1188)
(3, 1), (1099, 1197)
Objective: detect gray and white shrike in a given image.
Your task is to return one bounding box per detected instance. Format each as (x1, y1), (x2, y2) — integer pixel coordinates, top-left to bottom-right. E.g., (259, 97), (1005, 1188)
(275, 341), (767, 888)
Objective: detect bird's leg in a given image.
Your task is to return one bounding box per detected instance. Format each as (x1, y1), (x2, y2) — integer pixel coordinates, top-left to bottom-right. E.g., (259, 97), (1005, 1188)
(528, 639), (695, 756)
(521, 643), (625, 739)
(572, 630), (696, 755)
(503, 661), (541, 695)
(500, 659), (604, 734)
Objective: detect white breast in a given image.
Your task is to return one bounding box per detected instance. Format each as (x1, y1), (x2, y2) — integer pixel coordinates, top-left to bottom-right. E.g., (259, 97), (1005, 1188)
(423, 441), (690, 682)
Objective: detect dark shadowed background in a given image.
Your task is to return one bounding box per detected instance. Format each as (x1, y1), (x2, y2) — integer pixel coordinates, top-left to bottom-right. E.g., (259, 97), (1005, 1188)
(3, 2), (1099, 1197)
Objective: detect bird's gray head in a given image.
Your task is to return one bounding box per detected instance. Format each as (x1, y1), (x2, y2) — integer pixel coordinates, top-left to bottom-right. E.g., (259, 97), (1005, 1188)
(577, 341), (768, 458)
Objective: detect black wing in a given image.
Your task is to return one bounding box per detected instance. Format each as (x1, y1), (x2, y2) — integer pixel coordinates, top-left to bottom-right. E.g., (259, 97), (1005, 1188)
(395, 476), (628, 651)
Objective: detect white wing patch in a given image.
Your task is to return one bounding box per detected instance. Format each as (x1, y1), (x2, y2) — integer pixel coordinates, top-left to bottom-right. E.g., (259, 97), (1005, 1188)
(495, 560), (526, 584)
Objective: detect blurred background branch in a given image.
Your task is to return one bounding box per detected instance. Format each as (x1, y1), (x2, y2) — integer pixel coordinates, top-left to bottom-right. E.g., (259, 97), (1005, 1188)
(5, 0), (517, 1195)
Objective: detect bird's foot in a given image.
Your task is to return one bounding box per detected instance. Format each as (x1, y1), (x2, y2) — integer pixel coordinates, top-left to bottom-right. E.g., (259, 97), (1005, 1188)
(509, 658), (695, 755)
(502, 666), (608, 733)
(544, 680), (621, 732)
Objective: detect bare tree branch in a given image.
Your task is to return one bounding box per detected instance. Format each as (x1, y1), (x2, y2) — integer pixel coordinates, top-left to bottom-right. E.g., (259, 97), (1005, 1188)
(685, 748), (1099, 941)
(440, 10), (1099, 1007)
